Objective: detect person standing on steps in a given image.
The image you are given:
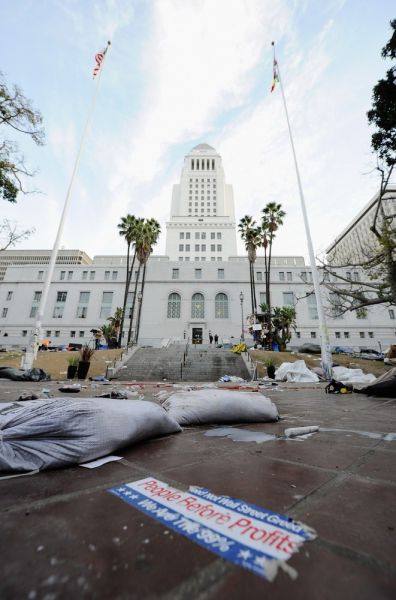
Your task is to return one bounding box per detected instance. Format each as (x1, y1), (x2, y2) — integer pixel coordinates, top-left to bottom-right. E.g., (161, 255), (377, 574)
(214, 333), (218, 345)
(209, 331), (213, 345)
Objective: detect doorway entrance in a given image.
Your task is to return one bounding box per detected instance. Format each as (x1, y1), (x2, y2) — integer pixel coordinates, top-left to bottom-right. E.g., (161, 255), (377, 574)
(192, 327), (203, 344)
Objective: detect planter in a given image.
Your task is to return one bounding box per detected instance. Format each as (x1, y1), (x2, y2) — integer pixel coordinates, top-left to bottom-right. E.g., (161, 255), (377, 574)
(77, 360), (91, 380)
(267, 365), (276, 379)
(67, 365), (78, 379)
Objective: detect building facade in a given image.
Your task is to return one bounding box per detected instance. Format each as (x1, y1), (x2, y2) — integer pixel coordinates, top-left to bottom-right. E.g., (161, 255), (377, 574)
(0, 145), (395, 351)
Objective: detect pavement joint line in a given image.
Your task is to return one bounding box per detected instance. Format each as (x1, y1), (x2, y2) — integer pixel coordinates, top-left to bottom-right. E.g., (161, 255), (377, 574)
(161, 559), (232, 600)
(316, 537), (396, 577)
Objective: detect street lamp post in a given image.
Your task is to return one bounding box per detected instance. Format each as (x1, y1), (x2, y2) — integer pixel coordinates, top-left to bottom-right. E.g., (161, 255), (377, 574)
(240, 292), (244, 341)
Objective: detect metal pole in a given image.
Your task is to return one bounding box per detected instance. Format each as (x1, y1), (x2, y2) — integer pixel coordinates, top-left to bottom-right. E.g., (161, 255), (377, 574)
(272, 43), (332, 379)
(240, 292), (245, 341)
(22, 42), (111, 369)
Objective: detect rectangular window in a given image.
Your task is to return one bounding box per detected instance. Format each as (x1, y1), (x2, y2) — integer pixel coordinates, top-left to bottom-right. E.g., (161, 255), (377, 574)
(70, 331), (76, 338)
(53, 306), (64, 318)
(67, 271), (73, 280)
(217, 232), (221, 239)
(218, 269), (224, 279)
(329, 293), (343, 318)
(82, 271), (88, 280)
(185, 244), (190, 252)
(100, 291), (113, 319)
(179, 244), (184, 251)
(1, 308), (8, 317)
(22, 330), (27, 337)
(195, 232), (200, 239)
(389, 309), (395, 320)
(195, 257), (199, 261)
(195, 244), (199, 252)
(112, 271), (118, 280)
(359, 332), (365, 338)
(185, 257), (190, 262)
(256, 272), (262, 281)
(104, 271), (110, 280)
(279, 272), (285, 281)
(217, 244), (222, 252)
(346, 272), (351, 280)
(79, 331), (85, 338)
(323, 272), (330, 282)
(287, 272), (292, 282)
(38, 271), (44, 280)
(211, 244), (215, 252)
(180, 232), (184, 239)
(6, 291), (13, 301)
(172, 268), (179, 279)
(201, 232), (206, 239)
(55, 331), (60, 337)
(46, 330), (51, 337)
(259, 292), (266, 305)
(29, 306), (38, 318)
(353, 272), (359, 281)
(211, 232), (215, 239)
(296, 332), (301, 338)
(89, 271), (95, 280)
(283, 292), (294, 307)
(211, 257), (215, 261)
(310, 331), (316, 339)
(29, 290), (42, 318)
(201, 244), (206, 252)
(53, 292), (67, 318)
(307, 293), (318, 319)
(33, 291), (42, 302)
(57, 291), (67, 302)
(344, 332), (350, 339)
(76, 291), (90, 318)
(60, 271), (66, 280)
(300, 271), (307, 282)
(335, 331), (341, 338)
(186, 232), (190, 239)
(368, 331), (374, 338)
(195, 269), (202, 279)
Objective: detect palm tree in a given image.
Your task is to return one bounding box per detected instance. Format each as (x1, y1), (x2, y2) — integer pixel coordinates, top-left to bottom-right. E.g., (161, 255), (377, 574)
(271, 306), (296, 351)
(127, 218), (161, 345)
(260, 202), (286, 340)
(238, 215), (261, 314)
(107, 307), (123, 348)
(117, 214), (144, 347)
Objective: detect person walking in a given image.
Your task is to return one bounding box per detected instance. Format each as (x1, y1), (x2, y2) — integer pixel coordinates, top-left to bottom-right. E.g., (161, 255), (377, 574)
(214, 333), (218, 345)
(209, 331), (213, 345)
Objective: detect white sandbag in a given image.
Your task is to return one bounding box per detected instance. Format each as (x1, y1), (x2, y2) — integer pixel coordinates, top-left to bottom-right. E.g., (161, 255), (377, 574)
(162, 389), (279, 425)
(0, 398), (181, 473)
(332, 366), (376, 385)
(275, 360), (319, 383)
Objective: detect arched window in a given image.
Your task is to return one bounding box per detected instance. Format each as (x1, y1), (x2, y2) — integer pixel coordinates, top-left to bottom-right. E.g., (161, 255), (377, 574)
(167, 293), (181, 318)
(215, 293), (228, 318)
(191, 293), (204, 318)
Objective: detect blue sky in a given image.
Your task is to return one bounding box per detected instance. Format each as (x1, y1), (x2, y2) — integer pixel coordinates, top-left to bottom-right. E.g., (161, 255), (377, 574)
(1, 0), (395, 260)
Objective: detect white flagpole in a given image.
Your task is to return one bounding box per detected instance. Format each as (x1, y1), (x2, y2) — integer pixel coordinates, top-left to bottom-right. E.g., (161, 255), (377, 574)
(22, 42), (111, 369)
(272, 42), (332, 379)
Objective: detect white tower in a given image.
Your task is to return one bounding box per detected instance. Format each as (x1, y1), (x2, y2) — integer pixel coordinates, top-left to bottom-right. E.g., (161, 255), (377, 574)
(165, 143), (237, 261)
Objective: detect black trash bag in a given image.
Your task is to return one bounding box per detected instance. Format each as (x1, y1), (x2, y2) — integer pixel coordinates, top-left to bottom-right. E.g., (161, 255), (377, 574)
(0, 367), (50, 382)
(325, 379), (353, 394)
(357, 367), (396, 398)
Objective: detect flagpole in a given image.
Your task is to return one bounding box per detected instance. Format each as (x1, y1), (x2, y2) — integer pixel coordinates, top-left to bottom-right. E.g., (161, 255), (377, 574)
(22, 42), (111, 369)
(271, 42), (332, 379)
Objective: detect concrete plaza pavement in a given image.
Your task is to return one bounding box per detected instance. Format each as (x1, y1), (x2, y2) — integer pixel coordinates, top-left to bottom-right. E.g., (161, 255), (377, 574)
(0, 379), (395, 598)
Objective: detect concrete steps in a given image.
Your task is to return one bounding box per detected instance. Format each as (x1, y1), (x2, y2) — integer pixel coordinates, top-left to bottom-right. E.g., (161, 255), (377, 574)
(114, 344), (250, 382)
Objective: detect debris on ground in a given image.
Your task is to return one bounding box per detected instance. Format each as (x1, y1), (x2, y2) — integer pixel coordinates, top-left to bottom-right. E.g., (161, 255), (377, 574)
(218, 375), (245, 382)
(332, 366), (376, 385)
(0, 398), (181, 473)
(0, 367), (50, 382)
(284, 426), (320, 438)
(275, 360), (319, 383)
(162, 389), (279, 425)
(357, 367), (396, 398)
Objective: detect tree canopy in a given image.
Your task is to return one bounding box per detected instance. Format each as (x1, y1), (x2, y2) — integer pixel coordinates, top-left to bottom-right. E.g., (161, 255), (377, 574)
(0, 71), (44, 203)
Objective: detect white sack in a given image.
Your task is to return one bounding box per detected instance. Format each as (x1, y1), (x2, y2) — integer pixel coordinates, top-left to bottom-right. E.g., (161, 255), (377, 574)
(332, 366), (376, 385)
(0, 398), (181, 473)
(163, 389), (279, 425)
(275, 360), (319, 383)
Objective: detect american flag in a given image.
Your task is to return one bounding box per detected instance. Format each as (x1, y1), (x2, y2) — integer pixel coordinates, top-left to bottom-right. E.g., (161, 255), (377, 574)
(93, 43), (110, 78)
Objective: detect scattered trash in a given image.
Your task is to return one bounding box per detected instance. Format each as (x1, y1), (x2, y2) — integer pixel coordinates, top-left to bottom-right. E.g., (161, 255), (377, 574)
(79, 455), (123, 468)
(0, 367), (50, 382)
(275, 361), (319, 383)
(332, 366), (376, 385)
(284, 426), (320, 438)
(58, 384), (81, 393)
(110, 477), (316, 581)
(163, 389), (279, 425)
(218, 375), (245, 383)
(0, 399), (181, 473)
(356, 367), (396, 398)
(18, 393), (40, 401)
(89, 375), (109, 382)
(325, 380), (353, 394)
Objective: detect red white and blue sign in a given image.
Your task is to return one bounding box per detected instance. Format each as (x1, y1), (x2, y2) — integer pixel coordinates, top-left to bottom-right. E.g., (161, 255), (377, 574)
(109, 477), (316, 580)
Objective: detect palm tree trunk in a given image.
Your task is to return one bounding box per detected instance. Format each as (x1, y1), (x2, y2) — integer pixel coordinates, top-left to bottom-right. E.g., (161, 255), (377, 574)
(252, 263), (257, 313)
(118, 245), (135, 347)
(267, 234), (274, 344)
(249, 261), (255, 314)
(127, 262), (141, 345)
(135, 263), (147, 344)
